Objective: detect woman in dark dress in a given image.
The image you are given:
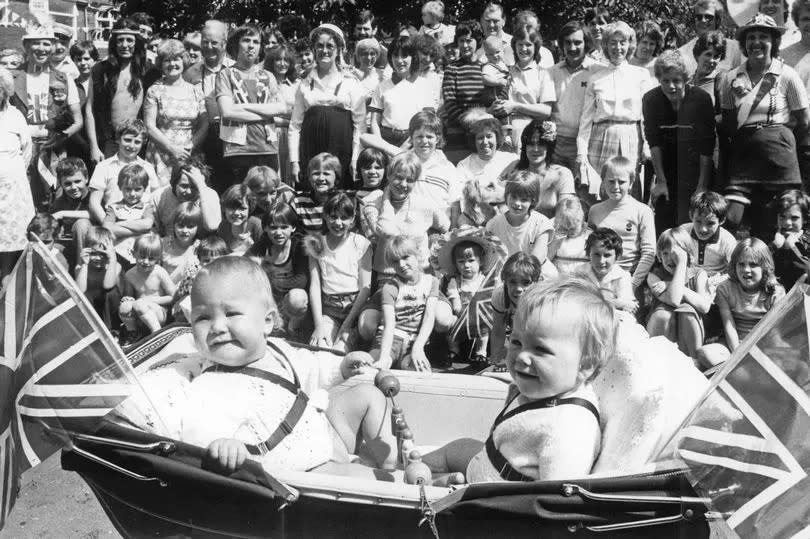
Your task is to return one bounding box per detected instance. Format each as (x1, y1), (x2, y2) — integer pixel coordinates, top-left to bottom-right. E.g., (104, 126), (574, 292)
(289, 23), (366, 188)
(644, 50), (716, 231)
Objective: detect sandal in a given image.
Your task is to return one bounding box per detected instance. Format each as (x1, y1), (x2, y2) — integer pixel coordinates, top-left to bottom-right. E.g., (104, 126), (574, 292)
(470, 354), (489, 365)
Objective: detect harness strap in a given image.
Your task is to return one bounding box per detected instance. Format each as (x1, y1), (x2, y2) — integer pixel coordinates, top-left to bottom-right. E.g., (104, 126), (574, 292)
(202, 341), (309, 456)
(485, 396), (600, 482)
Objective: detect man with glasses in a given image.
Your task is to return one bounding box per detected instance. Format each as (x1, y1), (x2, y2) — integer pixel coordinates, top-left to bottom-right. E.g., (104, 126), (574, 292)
(677, 0), (743, 75)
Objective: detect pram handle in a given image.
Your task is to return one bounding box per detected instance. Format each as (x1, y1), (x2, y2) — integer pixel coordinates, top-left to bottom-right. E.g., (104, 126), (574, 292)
(562, 483), (711, 506)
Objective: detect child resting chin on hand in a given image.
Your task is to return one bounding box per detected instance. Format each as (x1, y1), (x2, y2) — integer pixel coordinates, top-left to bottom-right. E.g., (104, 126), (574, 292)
(421, 276), (617, 483)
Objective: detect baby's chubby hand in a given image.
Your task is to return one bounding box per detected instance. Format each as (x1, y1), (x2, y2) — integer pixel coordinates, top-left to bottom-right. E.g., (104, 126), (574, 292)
(341, 351), (376, 379)
(207, 438), (248, 474)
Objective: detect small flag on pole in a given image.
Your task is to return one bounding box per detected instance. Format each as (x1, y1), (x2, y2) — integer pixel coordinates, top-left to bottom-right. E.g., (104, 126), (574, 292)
(0, 240), (141, 530)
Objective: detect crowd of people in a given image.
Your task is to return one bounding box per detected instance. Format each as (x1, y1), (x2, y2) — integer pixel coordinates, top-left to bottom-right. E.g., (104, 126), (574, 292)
(1, 0), (809, 377)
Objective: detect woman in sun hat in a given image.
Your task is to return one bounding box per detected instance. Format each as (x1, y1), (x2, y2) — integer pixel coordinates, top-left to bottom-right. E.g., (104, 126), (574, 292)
(719, 12), (810, 238)
(289, 23), (367, 188)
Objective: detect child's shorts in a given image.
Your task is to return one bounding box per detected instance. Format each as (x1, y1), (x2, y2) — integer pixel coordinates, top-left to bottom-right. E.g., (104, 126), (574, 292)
(322, 291), (358, 322)
(373, 328), (417, 369)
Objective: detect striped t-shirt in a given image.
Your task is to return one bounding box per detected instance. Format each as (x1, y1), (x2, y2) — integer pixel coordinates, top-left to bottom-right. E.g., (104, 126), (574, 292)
(442, 59), (486, 127)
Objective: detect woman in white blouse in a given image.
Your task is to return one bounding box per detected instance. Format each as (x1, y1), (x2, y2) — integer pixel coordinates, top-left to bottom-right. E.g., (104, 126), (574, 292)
(289, 24), (366, 188)
(576, 21), (653, 198)
(488, 26), (555, 154)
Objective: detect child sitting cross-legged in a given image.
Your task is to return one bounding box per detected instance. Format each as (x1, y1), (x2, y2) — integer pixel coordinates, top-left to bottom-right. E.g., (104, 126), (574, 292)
(646, 226), (711, 358)
(421, 276), (617, 482)
(179, 257), (396, 474)
(119, 233), (176, 342)
(370, 235), (441, 372)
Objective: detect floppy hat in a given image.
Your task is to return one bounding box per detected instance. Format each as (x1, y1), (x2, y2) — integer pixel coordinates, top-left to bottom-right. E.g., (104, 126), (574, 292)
(309, 23), (346, 50)
(437, 227), (507, 276)
(735, 12), (786, 40)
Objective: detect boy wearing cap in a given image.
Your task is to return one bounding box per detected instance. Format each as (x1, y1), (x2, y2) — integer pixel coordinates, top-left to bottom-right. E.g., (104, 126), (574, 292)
(50, 23), (80, 80)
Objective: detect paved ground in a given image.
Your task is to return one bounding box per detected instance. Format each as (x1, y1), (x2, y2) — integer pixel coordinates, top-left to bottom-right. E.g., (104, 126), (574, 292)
(0, 454), (118, 539)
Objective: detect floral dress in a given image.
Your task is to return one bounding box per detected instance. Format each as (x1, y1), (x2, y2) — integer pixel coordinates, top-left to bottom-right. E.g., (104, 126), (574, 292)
(145, 80), (206, 186)
(0, 107), (34, 252)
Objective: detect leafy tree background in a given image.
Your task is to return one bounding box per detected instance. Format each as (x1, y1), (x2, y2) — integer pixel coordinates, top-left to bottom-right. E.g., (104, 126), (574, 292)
(123, 0), (696, 48)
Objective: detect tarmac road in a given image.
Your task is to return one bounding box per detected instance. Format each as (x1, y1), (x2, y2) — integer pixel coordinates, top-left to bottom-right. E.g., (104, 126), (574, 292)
(0, 453), (119, 538)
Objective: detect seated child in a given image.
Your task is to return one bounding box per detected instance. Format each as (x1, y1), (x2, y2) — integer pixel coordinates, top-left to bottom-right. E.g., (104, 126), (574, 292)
(172, 236), (231, 323)
(646, 226), (711, 358)
(439, 235), (493, 364)
(50, 157), (92, 265)
(548, 198), (590, 274)
(697, 238), (785, 368)
(683, 191), (736, 290)
(243, 165), (295, 219)
(27, 213), (69, 270)
(217, 184), (262, 255)
(181, 257), (396, 473)
(490, 252), (543, 364)
(588, 156), (656, 293)
(247, 203), (309, 339)
(293, 153), (345, 233)
(485, 170), (553, 265)
(161, 202), (201, 284)
(771, 189), (810, 291)
(578, 228), (638, 316)
(119, 233), (176, 340)
(306, 192), (372, 352)
(103, 163), (156, 266)
(356, 148), (389, 239)
(75, 226), (122, 328)
(480, 35), (510, 108)
(421, 276), (617, 482)
(370, 236), (440, 371)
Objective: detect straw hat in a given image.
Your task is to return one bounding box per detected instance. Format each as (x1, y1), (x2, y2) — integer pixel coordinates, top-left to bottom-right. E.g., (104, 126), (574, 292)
(309, 23), (346, 50)
(735, 12), (786, 40)
(437, 227), (507, 276)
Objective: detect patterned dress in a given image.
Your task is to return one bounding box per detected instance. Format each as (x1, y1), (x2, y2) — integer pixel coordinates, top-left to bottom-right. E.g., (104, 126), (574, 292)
(0, 107), (34, 252)
(145, 79), (205, 186)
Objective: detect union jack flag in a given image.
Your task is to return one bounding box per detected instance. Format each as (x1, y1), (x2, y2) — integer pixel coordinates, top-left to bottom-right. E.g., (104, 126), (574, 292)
(0, 241), (139, 530)
(671, 284), (810, 538)
(449, 260), (503, 343)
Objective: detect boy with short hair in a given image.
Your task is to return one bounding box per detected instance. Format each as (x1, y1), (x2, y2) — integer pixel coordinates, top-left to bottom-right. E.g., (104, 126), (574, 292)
(119, 233), (176, 339)
(587, 156), (656, 292)
(75, 226), (121, 328)
(682, 191), (736, 283)
(88, 120), (160, 225)
(50, 156), (92, 264)
(103, 163), (156, 265)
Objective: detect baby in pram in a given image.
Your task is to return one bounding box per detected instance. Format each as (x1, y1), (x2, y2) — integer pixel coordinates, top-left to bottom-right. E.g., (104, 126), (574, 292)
(422, 276), (618, 482)
(117, 257), (397, 474)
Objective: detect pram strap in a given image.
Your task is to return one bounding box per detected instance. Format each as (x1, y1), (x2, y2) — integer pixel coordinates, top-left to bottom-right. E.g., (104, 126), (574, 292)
(201, 345), (311, 456)
(485, 395), (600, 482)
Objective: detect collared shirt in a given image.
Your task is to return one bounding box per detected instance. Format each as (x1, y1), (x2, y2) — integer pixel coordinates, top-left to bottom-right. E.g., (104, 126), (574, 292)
(200, 62), (228, 121)
(719, 59), (808, 127)
(548, 57), (605, 139)
(577, 264), (634, 304)
(89, 155), (160, 207)
(683, 222), (736, 276)
(577, 62), (654, 157)
(508, 61), (556, 113)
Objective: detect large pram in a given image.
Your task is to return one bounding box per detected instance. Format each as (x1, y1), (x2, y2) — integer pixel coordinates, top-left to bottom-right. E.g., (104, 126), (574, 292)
(7, 241), (809, 538)
(59, 325), (712, 539)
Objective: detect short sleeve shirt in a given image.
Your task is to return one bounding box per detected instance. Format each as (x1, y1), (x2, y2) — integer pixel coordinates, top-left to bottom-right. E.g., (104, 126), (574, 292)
(720, 59), (809, 126)
(380, 273), (440, 334)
